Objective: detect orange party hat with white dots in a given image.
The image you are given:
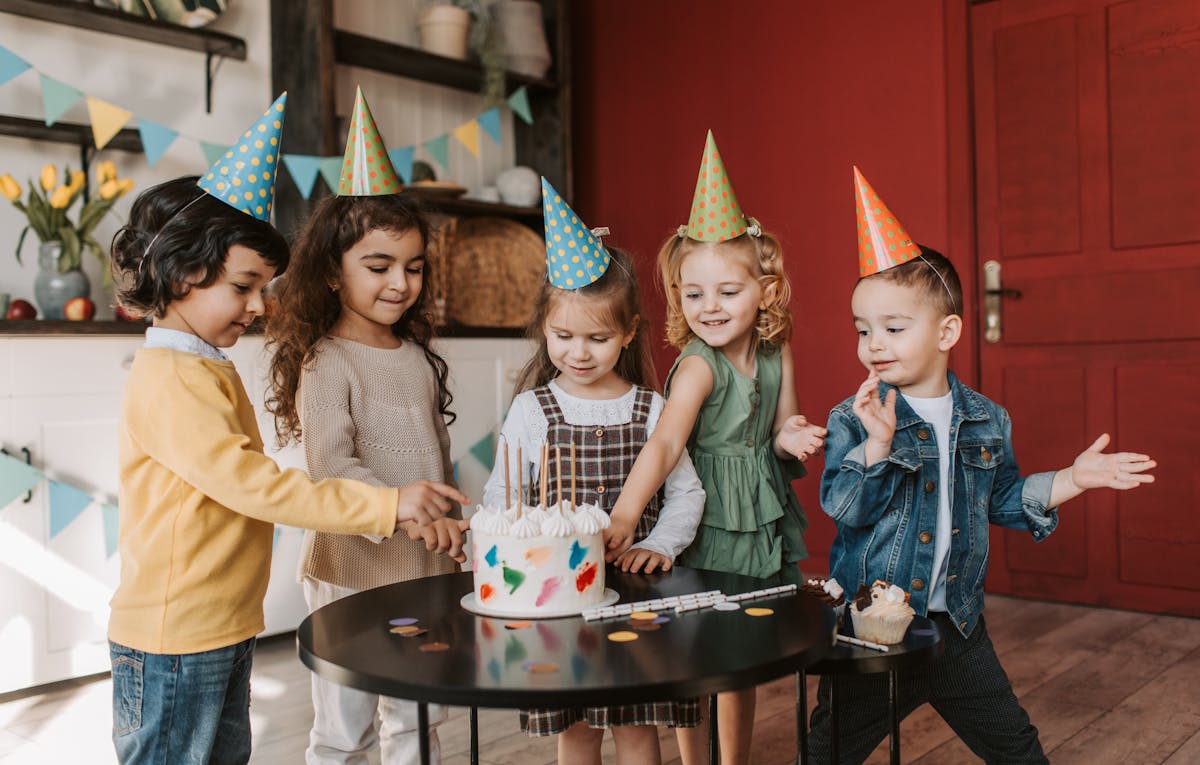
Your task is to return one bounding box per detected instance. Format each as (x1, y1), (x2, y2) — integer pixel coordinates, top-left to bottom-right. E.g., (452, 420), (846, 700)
(854, 166), (921, 277)
(685, 130), (746, 242)
(338, 87), (401, 196)
(197, 92), (286, 221)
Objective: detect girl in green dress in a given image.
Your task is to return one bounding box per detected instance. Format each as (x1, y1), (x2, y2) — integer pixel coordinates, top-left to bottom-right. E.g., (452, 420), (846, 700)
(606, 132), (826, 765)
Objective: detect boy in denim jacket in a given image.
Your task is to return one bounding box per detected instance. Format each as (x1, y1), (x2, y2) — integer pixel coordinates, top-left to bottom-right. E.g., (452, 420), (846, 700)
(806, 170), (1157, 765)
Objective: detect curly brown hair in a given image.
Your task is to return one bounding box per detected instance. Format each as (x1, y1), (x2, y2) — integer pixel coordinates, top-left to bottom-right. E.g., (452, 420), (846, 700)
(513, 247), (657, 395)
(656, 228), (792, 351)
(265, 194), (453, 446)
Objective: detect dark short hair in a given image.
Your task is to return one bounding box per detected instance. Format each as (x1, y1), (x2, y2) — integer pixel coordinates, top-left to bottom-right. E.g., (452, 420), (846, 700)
(110, 176), (289, 318)
(860, 245), (963, 317)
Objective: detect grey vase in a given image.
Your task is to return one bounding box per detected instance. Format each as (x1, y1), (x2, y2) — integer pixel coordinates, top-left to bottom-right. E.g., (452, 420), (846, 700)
(34, 241), (90, 320)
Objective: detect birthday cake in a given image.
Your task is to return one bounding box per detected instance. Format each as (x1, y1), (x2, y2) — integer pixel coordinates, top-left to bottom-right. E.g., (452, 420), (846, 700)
(468, 502), (611, 618)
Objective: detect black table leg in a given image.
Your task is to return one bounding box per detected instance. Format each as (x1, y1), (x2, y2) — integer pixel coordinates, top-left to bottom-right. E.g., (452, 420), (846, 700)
(709, 694), (719, 765)
(829, 675), (839, 765)
(418, 702), (430, 765)
(469, 706), (479, 765)
(796, 672), (808, 765)
(888, 670), (900, 765)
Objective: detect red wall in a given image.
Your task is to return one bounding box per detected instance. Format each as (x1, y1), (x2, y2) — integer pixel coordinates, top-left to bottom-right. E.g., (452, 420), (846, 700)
(570, 0), (974, 573)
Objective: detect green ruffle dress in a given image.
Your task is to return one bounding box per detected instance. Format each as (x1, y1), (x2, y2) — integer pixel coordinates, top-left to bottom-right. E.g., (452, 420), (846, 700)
(667, 339), (808, 579)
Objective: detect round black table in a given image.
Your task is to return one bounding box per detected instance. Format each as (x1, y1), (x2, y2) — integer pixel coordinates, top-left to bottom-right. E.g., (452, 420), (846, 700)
(298, 566), (835, 765)
(799, 615), (944, 765)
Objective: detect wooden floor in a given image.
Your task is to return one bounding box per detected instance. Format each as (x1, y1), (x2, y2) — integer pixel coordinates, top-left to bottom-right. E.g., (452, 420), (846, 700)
(1, 595), (1198, 764)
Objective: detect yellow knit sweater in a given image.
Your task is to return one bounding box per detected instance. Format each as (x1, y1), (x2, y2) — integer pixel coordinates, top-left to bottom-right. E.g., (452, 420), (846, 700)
(108, 348), (398, 654)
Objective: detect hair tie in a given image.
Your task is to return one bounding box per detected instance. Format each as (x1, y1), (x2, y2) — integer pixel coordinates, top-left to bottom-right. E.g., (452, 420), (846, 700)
(745, 217), (763, 238)
(676, 224), (688, 238)
(590, 226), (610, 246)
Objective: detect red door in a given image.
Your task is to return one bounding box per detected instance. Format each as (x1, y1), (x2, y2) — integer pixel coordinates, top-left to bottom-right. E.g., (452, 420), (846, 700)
(972, 0), (1200, 616)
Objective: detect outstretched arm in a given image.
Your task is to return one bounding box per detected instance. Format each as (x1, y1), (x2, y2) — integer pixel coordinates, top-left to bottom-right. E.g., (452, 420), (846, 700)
(1049, 433), (1156, 507)
(604, 356), (712, 561)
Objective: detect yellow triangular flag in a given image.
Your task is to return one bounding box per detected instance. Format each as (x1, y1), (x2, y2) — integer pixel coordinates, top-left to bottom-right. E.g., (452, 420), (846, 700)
(85, 97), (133, 150)
(452, 119), (481, 159)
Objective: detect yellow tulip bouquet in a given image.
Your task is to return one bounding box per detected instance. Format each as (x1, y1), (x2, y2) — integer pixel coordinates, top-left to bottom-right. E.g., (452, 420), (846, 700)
(1, 161), (134, 273)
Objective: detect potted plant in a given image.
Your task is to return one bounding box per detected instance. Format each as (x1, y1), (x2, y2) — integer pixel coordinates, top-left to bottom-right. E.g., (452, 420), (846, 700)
(417, 0), (506, 105)
(0, 161), (134, 319)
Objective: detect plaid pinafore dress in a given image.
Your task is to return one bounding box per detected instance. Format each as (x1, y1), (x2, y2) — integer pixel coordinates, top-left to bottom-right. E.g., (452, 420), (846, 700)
(520, 383), (701, 735)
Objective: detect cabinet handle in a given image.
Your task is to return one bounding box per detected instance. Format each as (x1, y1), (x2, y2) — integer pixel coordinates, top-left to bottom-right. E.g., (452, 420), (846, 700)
(0, 446), (34, 503)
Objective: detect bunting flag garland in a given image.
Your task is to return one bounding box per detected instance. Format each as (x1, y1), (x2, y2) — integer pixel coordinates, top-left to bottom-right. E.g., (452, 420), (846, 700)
(469, 431), (496, 469)
(508, 86), (533, 125)
(478, 107), (502, 145)
(0, 46), (30, 87)
(101, 502), (120, 558)
(200, 141), (231, 167)
(136, 117), (180, 167)
(423, 133), (451, 171)
(85, 97), (134, 150)
(0, 450), (41, 508)
(317, 156), (343, 194)
(452, 118), (481, 158)
(282, 154), (323, 199)
(388, 146), (415, 185)
(48, 480), (94, 538)
(39, 74), (84, 127)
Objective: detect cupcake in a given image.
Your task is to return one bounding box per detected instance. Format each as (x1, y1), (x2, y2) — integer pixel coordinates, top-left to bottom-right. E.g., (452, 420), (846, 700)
(801, 577), (847, 627)
(849, 580), (915, 645)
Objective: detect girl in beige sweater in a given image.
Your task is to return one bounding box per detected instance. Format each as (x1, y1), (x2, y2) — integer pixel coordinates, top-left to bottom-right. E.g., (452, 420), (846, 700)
(267, 192), (466, 765)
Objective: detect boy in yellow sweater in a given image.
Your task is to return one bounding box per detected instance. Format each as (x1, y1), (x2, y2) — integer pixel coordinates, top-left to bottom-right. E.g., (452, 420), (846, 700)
(105, 97), (466, 765)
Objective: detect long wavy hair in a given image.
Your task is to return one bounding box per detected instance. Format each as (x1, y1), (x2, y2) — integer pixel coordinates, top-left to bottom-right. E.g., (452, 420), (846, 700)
(513, 247), (657, 395)
(656, 228), (792, 352)
(266, 194), (453, 446)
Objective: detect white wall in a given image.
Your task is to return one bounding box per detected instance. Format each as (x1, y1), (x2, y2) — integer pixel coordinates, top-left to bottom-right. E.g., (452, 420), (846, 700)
(0, 1), (513, 318)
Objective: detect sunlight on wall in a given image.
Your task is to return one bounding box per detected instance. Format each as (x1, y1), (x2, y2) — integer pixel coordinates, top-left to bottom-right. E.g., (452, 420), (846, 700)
(0, 519), (113, 629)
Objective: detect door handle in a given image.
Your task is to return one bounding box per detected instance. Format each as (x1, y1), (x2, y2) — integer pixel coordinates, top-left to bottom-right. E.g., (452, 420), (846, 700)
(982, 260), (1021, 344)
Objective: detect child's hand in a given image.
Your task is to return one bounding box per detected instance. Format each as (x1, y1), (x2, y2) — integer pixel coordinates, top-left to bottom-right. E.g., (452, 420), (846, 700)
(852, 372), (896, 461)
(603, 512), (639, 562)
(403, 517), (470, 563)
(614, 547), (672, 574)
(1068, 433), (1156, 492)
(775, 415), (827, 462)
(394, 480), (469, 527)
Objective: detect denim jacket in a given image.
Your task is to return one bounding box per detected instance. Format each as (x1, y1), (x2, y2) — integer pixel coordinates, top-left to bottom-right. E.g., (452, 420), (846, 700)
(820, 371), (1058, 637)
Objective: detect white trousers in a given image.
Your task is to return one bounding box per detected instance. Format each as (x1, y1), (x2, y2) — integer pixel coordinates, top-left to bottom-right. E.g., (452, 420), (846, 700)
(303, 579), (448, 765)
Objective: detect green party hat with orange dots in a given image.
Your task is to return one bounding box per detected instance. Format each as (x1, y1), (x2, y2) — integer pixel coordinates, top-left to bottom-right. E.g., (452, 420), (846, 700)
(685, 130), (746, 242)
(854, 166), (921, 277)
(197, 92), (286, 221)
(541, 177), (610, 290)
(337, 87), (401, 196)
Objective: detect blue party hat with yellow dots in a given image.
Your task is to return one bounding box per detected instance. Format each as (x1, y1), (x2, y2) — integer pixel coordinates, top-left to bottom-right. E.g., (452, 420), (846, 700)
(541, 178), (609, 290)
(197, 92), (286, 221)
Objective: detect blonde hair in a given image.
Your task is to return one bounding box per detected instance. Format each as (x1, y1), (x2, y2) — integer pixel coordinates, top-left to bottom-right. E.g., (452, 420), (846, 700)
(656, 229), (792, 351)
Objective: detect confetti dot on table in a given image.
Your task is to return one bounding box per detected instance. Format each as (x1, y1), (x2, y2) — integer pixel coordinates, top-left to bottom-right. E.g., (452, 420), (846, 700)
(418, 642), (450, 652)
(713, 601), (741, 611)
(608, 631), (639, 643)
(745, 607), (775, 617)
(527, 663), (560, 674)
(389, 617), (419, 627)
(629, 611), (658, 621)
(390, 625), (423, 636)
(504, 621), (533, 630)
(652, 616), (671, 625)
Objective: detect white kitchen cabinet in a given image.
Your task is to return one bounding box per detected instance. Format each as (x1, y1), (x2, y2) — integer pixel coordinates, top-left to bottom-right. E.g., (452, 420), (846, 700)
(0, 333), (531, 692)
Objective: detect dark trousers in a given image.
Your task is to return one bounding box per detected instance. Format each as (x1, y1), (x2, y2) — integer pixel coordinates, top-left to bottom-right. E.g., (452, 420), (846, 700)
(807, 614), (1048, 764)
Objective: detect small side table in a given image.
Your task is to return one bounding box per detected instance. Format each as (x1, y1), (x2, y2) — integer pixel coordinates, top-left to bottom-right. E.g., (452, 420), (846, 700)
(799, 616), (944, 765)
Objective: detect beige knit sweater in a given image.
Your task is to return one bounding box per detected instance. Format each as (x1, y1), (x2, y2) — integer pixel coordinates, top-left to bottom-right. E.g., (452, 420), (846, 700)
(297, 336), (458, 590)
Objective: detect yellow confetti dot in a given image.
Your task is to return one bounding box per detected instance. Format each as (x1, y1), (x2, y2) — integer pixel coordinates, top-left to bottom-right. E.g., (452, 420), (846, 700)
(607, 631), (639, 643)
(745, 607), (775, 617)
(629, 611), (658, 621)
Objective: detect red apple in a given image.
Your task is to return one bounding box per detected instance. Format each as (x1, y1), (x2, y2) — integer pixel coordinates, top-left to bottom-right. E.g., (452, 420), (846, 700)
(63, 297), (96, 321)
(5, 299), (36, 320)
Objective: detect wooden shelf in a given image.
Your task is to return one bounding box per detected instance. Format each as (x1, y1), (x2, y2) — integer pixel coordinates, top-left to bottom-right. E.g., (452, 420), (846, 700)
(333, 31), (556, 93)
(0, 0), (246, 59)
(405, 192), (542, 223)
(0, 320), (148, 335)
(0, 115), (143, 153)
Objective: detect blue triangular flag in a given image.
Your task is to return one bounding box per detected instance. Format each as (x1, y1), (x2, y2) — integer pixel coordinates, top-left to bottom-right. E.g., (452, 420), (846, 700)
(272, 526), (282, 550)
(136, 117), (178, 167)
(423, 134), (450, 171)
(39, 74), (84, 127)
(478, 108), (502, 145)
(101, 502), (120, 558)
(507, 86), (532, 125)
(0, 46), (31, 87)
(282, 154), (322, 199)
(0, 450), (41, 508)
(49, 480), (92, 538)
(317, 156), (342, 193)
(387, 146), (415, 186)
(469, 432), (496, 470)
(452, 461), (462, 487)
(200, 141), (230, 167)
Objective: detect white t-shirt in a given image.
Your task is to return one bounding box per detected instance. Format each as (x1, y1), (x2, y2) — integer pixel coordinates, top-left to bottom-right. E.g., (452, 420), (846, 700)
(902, 391), (954, 612)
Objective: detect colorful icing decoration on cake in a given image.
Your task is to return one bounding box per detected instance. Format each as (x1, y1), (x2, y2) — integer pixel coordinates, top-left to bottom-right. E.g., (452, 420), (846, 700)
(468, 502), (610, 617)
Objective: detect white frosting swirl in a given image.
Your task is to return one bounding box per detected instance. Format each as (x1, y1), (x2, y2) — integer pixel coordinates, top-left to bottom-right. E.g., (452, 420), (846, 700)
(823, 578), (844, 601)
(540, 507), (575, 538)
(508, 514), (540, 539)
(570, 503), (611, 534)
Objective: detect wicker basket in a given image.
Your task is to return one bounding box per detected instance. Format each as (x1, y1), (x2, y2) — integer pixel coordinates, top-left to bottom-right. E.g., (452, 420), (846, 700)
(447, 217), (545, 328)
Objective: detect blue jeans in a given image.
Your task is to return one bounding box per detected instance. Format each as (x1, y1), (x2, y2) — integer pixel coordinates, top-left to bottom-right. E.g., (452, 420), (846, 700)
(110, 637), (256, 765)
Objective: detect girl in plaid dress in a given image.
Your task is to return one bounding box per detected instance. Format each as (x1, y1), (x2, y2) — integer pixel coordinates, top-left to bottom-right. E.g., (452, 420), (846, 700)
(481, 245), (705, 764)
